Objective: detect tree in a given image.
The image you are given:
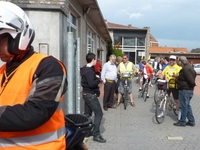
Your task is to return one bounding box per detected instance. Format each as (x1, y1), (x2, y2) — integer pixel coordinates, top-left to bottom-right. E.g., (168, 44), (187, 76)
(191, 48), (200, 53)
(112, 42), (123, 57)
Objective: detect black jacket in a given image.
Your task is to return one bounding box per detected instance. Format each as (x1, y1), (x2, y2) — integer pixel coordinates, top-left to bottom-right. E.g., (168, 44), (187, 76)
(177, 64), (196, 90)
(80, 65), (100, 96)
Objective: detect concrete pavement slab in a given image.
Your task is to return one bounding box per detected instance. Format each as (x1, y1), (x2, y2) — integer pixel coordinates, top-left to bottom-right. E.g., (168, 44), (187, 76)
(84, 76), (200, 150)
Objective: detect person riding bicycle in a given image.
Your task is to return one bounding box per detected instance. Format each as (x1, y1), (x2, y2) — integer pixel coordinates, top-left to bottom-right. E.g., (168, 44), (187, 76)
(116, 54), (136, 107)
(138, 59), (144, 72)
(0, 2), (67, 149)
(158, 55), (182, 118)
(139, 60), (153, 98)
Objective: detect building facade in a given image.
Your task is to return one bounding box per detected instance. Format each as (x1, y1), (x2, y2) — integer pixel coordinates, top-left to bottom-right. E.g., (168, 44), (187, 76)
(106, 21), (156, 64)
(4, 0), (112, 113)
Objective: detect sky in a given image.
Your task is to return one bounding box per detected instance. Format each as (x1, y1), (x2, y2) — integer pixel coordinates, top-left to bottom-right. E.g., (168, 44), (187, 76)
(97, 0), (200, 51)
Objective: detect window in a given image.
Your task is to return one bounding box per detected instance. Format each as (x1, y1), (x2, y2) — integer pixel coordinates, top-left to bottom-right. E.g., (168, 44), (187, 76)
(114, 36), (122, 45)
(69, 13), (76, 25)
(87, 30), (94, 53)
(97, 36), (100, 49)
(67, 13), (77, 38)
(137, 38), (145, 46)
(123, 37), (135, 46)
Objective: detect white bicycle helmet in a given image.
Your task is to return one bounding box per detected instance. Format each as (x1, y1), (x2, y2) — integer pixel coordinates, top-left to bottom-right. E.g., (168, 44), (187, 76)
(0, 1), (35, 54)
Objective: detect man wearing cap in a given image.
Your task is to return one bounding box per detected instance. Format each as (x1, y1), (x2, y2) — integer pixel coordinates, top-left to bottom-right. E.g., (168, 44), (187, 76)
(158, 55), (182, 119)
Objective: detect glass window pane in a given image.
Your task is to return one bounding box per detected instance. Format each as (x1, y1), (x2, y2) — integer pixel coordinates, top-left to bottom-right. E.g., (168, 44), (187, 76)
(124, 37), (135, 46)
(70, 14), (76, 25)
(67, 22), (70, 32)
(137, 38), (145, 46)
(114, 36), (122, 45)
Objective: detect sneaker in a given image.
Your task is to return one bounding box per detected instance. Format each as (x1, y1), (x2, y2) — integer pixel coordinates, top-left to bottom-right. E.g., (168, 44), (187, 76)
(186, 122), (195, 126)
(157, 111), (164, 117)
(139, 88), (142, 91)
(93, 135), (106, 143)
(173, 122), (185, 127)
(147, 94), (149, 98)
(178, 110), (181, 120)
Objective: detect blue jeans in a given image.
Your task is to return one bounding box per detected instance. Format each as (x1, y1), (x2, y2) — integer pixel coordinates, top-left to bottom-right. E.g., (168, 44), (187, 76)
(82, 93), (103, 137)
(179, 90), (195, 125)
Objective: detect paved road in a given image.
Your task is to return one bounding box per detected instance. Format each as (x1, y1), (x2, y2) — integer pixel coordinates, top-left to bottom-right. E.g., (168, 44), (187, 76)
(85, 76), (200, 150)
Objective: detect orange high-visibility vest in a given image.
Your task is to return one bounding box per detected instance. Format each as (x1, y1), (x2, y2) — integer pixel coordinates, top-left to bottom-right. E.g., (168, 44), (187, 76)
(0, 53), (66, 150)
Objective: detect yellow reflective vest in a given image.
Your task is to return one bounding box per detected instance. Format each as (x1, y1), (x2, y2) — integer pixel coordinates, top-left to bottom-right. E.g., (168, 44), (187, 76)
(119, 61), (134, 80)
(0, 53), (66, 150)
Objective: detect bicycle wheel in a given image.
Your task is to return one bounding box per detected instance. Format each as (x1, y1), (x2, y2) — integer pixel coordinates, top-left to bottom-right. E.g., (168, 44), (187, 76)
(143, 84), (149, 102)
(154, 89), (164, 105)
(154, 89), (160, 105)
(138, 90), (142, 98)
(123, 88), (128, 110)
(168, 96), (178, 116)
(155, 103), (165, 124)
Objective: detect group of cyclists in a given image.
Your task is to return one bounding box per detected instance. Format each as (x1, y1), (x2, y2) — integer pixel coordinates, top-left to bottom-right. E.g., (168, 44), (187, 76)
(114, 54), (182, 119)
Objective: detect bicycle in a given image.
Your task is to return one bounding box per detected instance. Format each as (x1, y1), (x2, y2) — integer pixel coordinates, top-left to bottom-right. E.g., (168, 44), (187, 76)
(151, 74), (159, 84)
(138, 78), (148, 102)
(154, 79), (178, 124)
(136, 71), (142, 85)
(121, 71), (132, 110)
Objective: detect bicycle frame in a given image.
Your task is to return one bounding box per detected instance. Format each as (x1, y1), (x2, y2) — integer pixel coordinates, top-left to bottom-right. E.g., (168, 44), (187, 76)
(143, 79), (149, 101)
(155, 90), (168, 124)
(123, 77), (129, 110)
(136, 71), (142, 85)
(138, 78), (148, 101)
(155, 86), (178, 124)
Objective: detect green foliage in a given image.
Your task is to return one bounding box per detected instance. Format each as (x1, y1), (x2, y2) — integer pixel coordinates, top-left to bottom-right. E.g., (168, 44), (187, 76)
(111, 43), (123, 57)
(191, 48), (200, 53)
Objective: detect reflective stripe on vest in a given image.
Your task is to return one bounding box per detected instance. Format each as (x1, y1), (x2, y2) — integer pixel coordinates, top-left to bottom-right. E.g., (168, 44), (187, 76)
(0, 53), (66, 150)
(0, 127), (65, 148)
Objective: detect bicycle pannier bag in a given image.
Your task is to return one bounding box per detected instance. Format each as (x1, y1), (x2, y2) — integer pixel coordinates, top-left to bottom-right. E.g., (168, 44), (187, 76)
(157, 80), (167, 90)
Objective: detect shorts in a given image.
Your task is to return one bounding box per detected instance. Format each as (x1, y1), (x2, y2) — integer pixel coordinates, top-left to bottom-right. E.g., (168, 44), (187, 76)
(119, 79), (132, 94)
(167, 88), (179, 100)
(143, 78), (151, 85)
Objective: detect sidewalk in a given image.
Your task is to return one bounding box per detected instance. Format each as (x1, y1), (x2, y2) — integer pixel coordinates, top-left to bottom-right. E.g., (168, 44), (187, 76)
(85, 76), (200, 150)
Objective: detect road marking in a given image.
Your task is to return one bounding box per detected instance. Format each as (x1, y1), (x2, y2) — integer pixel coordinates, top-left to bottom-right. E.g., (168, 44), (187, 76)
(167, 136), (183, 140)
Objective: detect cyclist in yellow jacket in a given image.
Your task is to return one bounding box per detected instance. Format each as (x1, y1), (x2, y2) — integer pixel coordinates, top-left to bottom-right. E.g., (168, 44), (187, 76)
(159, 55), (182, 119)
(0, 2), (67, 150)
(116, 54), (136, 107)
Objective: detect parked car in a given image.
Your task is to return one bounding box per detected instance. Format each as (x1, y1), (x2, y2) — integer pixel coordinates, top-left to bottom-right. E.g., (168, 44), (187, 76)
(194, 64), (200, 75)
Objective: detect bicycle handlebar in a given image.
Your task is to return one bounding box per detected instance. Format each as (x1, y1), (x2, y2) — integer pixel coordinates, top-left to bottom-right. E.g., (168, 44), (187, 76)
(120, 72), (133, 78)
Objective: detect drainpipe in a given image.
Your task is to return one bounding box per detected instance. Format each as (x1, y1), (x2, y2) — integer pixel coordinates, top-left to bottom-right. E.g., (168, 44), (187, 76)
(66, 32), (75, 113)
(75, 38), (81, 113)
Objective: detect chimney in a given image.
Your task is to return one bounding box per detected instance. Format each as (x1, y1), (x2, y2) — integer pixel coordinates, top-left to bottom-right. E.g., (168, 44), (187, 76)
(128, 24), (132, 28)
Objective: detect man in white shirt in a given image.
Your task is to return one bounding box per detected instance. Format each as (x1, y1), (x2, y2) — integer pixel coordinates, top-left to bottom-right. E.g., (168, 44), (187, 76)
(101, 54), (118, 111)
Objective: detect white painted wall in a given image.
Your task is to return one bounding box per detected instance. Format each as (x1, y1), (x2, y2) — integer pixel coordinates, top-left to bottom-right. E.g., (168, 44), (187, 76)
(25, 10), (60, 60)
